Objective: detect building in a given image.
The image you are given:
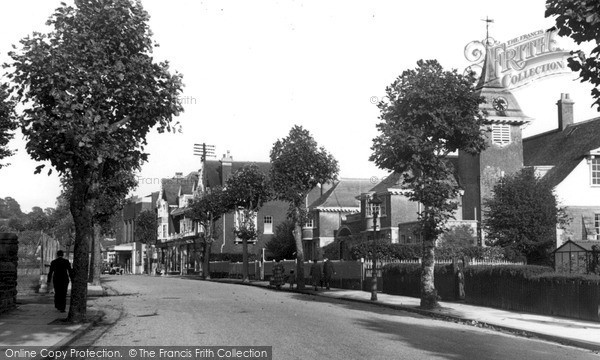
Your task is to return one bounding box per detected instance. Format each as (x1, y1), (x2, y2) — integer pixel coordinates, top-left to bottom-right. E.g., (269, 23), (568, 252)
(303, 178), (372, 260)
(117, 193), (158, 274)
(524, 95), (600, 244)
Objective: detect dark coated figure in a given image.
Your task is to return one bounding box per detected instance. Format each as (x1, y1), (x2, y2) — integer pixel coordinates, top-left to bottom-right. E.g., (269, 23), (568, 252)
(47, 250), (72, 313)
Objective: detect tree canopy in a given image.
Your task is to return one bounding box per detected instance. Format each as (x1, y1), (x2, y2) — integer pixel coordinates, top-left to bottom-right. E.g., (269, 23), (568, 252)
(270, 125), (339, 288)
(546, 0), (600, 110)
(0, 83), (16, 169)
(4, 0), (183, 322)
(484, 167), (567, 264)
(370, 59), (487, 308)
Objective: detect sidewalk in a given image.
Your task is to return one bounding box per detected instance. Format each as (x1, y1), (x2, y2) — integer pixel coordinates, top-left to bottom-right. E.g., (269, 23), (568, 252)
(0, 285), (104, 350)
(204, 277), (600, 352)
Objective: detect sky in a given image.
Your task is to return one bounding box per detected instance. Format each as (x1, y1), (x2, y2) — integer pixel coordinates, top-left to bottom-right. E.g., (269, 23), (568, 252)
(0, 0), (598, 213)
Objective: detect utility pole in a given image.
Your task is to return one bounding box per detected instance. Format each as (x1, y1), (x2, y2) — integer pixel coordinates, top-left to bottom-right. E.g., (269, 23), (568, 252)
(194, 143), (215, 192)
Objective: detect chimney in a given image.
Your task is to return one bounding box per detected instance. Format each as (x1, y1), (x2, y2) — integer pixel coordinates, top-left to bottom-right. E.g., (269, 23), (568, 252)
(174, 172), (183, 178)
(557, 93), (574, 131)
(220, 150), (233, 186)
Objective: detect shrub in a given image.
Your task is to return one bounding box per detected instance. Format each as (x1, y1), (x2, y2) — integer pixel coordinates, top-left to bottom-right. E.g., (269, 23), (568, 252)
(210, 253), (258, 262)
(463, 265), (552, 279)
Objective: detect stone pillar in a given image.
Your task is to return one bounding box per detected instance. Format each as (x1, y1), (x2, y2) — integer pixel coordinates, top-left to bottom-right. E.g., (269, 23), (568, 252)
(0, 233), (18, 313)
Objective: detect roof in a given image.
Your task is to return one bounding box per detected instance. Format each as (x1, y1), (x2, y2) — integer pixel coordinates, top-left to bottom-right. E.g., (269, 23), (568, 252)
(204, 160), (271, 189)
(309, 178), (372, 211)
(554, 239), (600, 253)
(161, 172), (198, 205)
(367, 156), (461, 195)
(524, 117), (600, 187)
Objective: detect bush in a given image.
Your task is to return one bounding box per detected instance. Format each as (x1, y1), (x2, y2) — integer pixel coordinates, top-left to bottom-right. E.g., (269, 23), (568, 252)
(210, 253), (258, 262)
(463, 265), (552, 279)
(350, 242), (421, 260)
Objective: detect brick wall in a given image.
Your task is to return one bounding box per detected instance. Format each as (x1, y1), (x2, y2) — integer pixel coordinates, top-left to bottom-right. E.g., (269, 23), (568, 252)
(0, 233), (18, 313)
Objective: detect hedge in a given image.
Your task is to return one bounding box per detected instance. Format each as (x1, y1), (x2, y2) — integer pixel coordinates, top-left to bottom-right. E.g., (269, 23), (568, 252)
(382, 262), (460, 301)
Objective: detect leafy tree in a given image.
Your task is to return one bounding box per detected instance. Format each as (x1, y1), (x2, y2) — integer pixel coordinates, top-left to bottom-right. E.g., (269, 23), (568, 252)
(270, 125), (339, 289)
(484, 167), (567, 265)
(0, 197), (23, 219)
(0, 83), (17, 169)
(135, 209), (157, 275)
(189, 187), (228, 279)
(546, 0), (600, 110)
(5, 0), (183, 322)
(265, 219), (296, 261)
(225, 164), (271, 282)
(370, 59), (487, 309)
(437, 224), (478, 259)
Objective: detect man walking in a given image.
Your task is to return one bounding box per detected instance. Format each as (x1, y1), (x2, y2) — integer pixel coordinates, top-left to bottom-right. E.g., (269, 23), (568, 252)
(47, 250), (72, 313)
(323, 258), (336, 290)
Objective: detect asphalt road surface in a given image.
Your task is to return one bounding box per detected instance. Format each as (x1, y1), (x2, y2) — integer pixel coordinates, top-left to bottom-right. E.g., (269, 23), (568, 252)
(72, 275), (600, 360)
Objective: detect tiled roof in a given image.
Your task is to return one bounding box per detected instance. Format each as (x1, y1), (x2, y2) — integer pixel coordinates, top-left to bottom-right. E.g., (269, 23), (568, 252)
(368, 156), (461, 194)
(203, 160), (271, 189)
(161, 172), (198, 206)
(524, 117), (600, 187)
(309, 179), (372, 210)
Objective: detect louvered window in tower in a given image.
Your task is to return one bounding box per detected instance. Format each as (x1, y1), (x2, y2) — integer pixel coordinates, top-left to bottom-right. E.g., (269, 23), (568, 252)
(491, 124), (511, 145)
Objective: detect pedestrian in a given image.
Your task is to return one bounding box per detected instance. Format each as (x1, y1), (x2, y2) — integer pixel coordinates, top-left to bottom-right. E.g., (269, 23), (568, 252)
(272, 259), (285, 289)
(47, 250), (72, 313)
(309, 260), (322, 291)
(288, 269), (296, 289)
(323, 258), (336, 290)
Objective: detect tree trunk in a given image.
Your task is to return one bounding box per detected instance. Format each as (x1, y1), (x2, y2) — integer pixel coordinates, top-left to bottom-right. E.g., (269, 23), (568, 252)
(68, 177), (93, 323)
(88, 225), (102, 286)
(242, 237), (249, 282)
(420, 238), (439, 309)
(203, 239), (211, 279)
(294, 207), (305, 289)
(146, 244), (153, 276)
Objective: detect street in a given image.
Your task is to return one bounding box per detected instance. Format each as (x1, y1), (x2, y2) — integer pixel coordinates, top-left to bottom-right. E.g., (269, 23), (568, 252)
(72, 275), (599, 360)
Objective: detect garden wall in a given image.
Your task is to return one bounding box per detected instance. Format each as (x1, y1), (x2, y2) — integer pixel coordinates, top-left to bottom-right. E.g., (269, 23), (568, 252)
(0, 233), (18, 313)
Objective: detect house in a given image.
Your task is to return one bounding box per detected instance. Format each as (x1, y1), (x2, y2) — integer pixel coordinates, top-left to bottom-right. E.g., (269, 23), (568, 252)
(524, 95), (600, 245)
(117, 193), (158, 274)
(303, 178), (372, 260)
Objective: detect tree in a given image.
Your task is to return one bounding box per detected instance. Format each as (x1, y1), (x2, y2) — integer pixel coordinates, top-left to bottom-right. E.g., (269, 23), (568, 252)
(225, 164), (271, 282)
(189, 187), (228, 279)
(0, 82), (17, 169)
(135, 209), (157, 276)
(5, 0), (183, 322)
(264, 220), (297, 260)
(0, 197), (23, 219)
(437, 224), (478, 259)
(546, 0), (600, 110)
(484, 167), (567, 264)
(370, 60), (487, 309)
(270, 126), (339, 289)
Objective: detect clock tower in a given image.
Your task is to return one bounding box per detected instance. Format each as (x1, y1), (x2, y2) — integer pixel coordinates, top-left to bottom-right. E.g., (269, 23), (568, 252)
(458, 47), (532, 243)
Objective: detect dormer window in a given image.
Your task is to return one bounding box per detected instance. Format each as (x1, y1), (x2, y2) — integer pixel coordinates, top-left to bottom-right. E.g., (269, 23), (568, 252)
(491, 124), (511, 145)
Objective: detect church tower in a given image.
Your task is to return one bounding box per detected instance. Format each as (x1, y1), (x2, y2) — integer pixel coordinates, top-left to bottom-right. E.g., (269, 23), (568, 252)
(458, 45), (532, 243)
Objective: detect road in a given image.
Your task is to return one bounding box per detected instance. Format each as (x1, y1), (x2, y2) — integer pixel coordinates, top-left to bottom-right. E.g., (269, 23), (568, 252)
(73, 275), (599, 360)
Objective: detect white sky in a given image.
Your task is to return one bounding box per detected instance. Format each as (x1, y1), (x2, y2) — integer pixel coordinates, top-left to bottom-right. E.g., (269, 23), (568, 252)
(0, 0), (598, 212)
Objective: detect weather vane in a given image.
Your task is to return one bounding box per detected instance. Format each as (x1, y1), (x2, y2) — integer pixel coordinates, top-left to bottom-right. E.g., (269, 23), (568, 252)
(482, 16), (494, 47)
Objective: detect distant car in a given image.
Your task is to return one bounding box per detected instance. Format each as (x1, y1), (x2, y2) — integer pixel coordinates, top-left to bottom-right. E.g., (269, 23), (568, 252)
(109, 266), (124, 275)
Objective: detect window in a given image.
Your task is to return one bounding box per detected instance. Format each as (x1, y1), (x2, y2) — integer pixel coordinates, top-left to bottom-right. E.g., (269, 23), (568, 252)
(264, 216), (273, 234)
(592, 158), (600, 186)
(366, 197), (386, 217)
(162, 224), (167, 239)
(304, 218), (314, 228)
(595, 214), (600, 240)
(491, 124), (511, 145)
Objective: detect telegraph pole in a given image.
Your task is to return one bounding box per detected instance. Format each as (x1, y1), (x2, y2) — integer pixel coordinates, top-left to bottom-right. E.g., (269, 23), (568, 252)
(193, 143), (215, 192)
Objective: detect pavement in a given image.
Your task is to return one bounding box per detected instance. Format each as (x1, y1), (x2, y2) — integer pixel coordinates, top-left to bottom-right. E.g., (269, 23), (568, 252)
(0, 284), (105, 352)
(1, 276), (599, 355)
